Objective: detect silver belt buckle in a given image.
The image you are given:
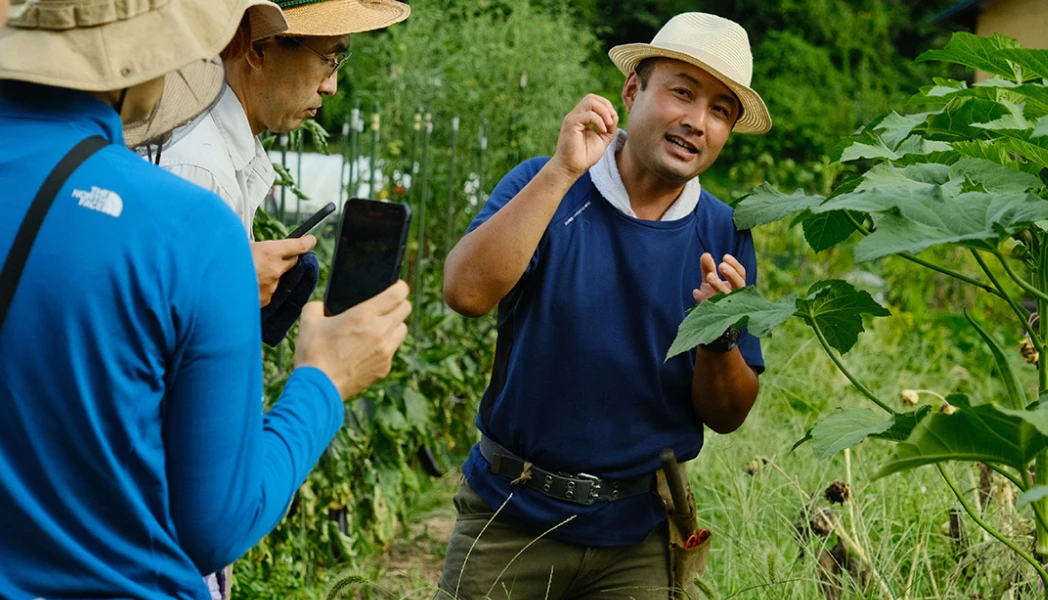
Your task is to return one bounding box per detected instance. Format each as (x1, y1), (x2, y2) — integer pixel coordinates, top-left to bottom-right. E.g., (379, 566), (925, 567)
(577, 472), (602, 502)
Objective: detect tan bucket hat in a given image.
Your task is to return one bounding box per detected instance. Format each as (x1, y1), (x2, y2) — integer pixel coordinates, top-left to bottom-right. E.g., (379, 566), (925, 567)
(0, 0), (287, 145)
(277, 0), (409, 37)
(609, 13), (772, 135)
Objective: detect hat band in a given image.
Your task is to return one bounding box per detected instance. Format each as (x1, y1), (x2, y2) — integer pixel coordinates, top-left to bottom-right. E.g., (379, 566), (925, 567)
(275, 0), (327, 8)
(11, 0), (169, 30)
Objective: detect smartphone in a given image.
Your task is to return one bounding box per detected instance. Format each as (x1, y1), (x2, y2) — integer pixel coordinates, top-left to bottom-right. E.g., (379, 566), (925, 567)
(324, 199), (412, 315)
(287, 202), (336, 238)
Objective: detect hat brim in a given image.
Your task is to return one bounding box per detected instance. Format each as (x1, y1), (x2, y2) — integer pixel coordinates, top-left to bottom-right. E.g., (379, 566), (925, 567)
(0, 0), (280, 92)
(282, 0), (410, 37)
(608, 43), (772, 135)
(249, 0), (290, 41)
(124, 57), (225, 148)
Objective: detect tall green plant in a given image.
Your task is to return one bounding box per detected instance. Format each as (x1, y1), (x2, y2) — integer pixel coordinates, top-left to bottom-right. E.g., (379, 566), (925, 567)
(671, 33), (1048, 592)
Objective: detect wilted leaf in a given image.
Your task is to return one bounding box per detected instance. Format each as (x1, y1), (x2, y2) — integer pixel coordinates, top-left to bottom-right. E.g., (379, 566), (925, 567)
(797, 280), (890, 354)
(852, 192), (1048, 262)
(875, 403), (1048, 478)
(667, 287), (796, 359)
(916, 32), (1022, 81)
(733, 183), (823, 229)
(811, 409), (894, 460)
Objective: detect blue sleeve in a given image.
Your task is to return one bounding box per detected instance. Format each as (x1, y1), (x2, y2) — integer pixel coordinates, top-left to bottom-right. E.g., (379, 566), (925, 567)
(467, 158), (550, 275)
(162, 208), (344, 574)
(733, 228), (765, 374)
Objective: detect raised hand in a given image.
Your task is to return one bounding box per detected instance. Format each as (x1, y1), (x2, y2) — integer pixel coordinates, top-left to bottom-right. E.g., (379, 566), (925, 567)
(692, 253), (747, 304)
(548, 94), (619, 179)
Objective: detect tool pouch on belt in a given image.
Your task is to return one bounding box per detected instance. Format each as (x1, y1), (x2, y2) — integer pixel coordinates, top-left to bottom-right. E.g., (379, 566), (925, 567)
(657, 467), (711, 598)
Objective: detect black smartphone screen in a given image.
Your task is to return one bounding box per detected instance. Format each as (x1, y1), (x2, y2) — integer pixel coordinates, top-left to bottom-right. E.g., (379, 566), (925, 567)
(324, 199), (412, 315)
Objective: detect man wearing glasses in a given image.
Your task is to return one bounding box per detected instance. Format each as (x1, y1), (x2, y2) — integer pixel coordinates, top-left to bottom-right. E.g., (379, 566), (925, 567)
(141, 1), (409, 598)
(150, 0), (410, 309)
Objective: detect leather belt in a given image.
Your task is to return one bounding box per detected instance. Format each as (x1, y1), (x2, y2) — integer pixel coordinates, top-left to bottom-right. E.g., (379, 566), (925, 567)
(479, 434), (656, 506)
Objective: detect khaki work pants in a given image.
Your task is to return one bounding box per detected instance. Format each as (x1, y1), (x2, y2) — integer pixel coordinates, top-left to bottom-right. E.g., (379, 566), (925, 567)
(436, 481), (673, 600)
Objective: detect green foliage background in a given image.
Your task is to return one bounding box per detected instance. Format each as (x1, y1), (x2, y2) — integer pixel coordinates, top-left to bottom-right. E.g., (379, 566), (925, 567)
(232, 0), (1014, 596)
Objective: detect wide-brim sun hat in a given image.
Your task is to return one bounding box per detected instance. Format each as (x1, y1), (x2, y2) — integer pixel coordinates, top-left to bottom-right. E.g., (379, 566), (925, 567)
(0, 0), (288, 145)
(609, 13), (772, 135)
(277, 0), (409, 37)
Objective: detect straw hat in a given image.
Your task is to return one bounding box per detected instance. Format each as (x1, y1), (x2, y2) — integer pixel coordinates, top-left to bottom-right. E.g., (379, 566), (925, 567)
(0, 0), (288, 145)
(608, 13), (772, 135)
(278, 0), (409, 37)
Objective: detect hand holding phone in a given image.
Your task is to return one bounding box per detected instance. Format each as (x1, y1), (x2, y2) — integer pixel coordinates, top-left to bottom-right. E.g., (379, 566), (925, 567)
(324, 199), (412, 316)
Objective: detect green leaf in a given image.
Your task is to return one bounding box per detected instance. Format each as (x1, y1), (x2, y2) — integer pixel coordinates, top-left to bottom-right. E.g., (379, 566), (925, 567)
(810, 409), (894, 460)
(1035, 116), (1048, 138)
(875, 403), (1048, 478)
(871, 111), (939, 149)
(667, 287), (797, 359)
(950, 157), (1043, 194)
(797, 280), (891, 354)
(1002, 137), (1048, 170)
(912, 82), (1048, 117)
(916, 32), (1023, 81)
(920, 97), (1012, 140)
(834, 134), (951, 163)
(1019, 486), (1048, 508)
(871, 406), (934, 442)
(801, 210), (857, 252)
(965, 311), (1028, 411)
(816, 163), (949, 215)
(971, 100), (1038, 131)
(853, 192), (1048, 262)
(733, 184), (823, 229)
(402, 385), (430, 429)
(996, 48), (1048, 82)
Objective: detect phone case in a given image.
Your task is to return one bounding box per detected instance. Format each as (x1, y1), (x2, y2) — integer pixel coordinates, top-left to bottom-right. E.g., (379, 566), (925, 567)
(323, 198), (412, 315)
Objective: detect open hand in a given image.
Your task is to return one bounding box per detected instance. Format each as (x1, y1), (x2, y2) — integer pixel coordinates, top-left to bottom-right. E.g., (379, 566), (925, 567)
(692, 253), (746, 304)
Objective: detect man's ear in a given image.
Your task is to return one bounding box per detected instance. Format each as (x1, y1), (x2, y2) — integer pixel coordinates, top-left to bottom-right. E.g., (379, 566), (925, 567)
(245, 39), (268, 70)
(622, 72), (640, 114)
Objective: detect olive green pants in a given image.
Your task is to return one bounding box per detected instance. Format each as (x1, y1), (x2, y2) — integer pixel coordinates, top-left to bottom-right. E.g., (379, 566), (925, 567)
(435, 481), (672, 600)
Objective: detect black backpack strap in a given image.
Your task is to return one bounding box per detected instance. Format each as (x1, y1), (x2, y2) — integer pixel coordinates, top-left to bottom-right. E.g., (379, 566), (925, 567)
(0, 136), (110, 330)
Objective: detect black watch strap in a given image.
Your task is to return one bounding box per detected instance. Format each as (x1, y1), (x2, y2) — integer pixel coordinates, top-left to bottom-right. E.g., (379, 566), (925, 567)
(700, 327), (740, 353)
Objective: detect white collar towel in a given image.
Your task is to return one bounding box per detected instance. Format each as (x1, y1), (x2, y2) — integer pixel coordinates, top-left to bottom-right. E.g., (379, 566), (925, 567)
(588, 129), (701, 221)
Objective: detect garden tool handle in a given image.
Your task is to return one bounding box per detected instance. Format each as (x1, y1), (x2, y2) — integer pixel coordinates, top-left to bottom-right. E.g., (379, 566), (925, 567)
(660, 448), (694, 520)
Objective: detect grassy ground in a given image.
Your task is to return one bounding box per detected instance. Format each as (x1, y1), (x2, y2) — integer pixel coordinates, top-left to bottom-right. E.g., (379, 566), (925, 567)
(310, 301), (1042, 599)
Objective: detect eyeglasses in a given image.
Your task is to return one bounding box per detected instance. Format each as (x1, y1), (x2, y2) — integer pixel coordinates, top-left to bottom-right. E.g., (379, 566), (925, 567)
(282, 37), (352, 79)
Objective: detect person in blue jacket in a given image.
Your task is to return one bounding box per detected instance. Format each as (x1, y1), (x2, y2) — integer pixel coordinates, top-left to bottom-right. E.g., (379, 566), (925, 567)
(0, 1), (411, 598)
(439, 13), (772, 599)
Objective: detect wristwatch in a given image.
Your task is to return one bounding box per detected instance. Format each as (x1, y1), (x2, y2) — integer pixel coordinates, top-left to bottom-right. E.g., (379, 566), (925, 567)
(700, 327), (740, 353)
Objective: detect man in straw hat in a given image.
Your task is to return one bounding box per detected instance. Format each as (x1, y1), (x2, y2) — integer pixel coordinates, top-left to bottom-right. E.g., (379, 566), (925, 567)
(144, 0), (410, 310)
(0, 0), (411, 598)
(439, 13), (771, 598)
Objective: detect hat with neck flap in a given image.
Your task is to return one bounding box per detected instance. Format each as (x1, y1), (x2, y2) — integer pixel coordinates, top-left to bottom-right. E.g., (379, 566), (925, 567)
(0, 0), (288, 146)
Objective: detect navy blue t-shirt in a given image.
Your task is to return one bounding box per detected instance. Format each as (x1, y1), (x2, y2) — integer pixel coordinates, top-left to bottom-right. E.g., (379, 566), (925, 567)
(461, 157), (763, 547)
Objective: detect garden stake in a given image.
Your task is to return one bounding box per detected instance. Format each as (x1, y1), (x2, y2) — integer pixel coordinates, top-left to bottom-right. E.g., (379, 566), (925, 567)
(412, 112), (432, 336)
(295, 132), (303, 225)
(368, 101), (380, 198)
(443, 114), (459, 261)
(338, 115), (349, 207)
(279, 133), (288, 222)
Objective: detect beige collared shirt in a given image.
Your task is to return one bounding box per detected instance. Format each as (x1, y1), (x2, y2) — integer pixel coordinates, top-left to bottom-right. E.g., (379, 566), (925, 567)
(156, 83), (276, 239)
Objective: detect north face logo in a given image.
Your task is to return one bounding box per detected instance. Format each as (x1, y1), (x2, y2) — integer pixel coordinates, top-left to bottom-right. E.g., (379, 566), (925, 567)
(73, 186), (122, 218)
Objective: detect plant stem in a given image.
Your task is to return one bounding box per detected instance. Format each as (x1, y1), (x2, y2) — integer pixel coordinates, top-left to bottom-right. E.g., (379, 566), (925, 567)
(996, 251), (1048, 305)
(841, 212), (1002, 297)
(1020, 461), (1048, 536)
(937, 463), (1048, 595)
(804, 313), (894, 414)
(1035, 233), (1048, 558)
(970, 249), (1043, 354)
